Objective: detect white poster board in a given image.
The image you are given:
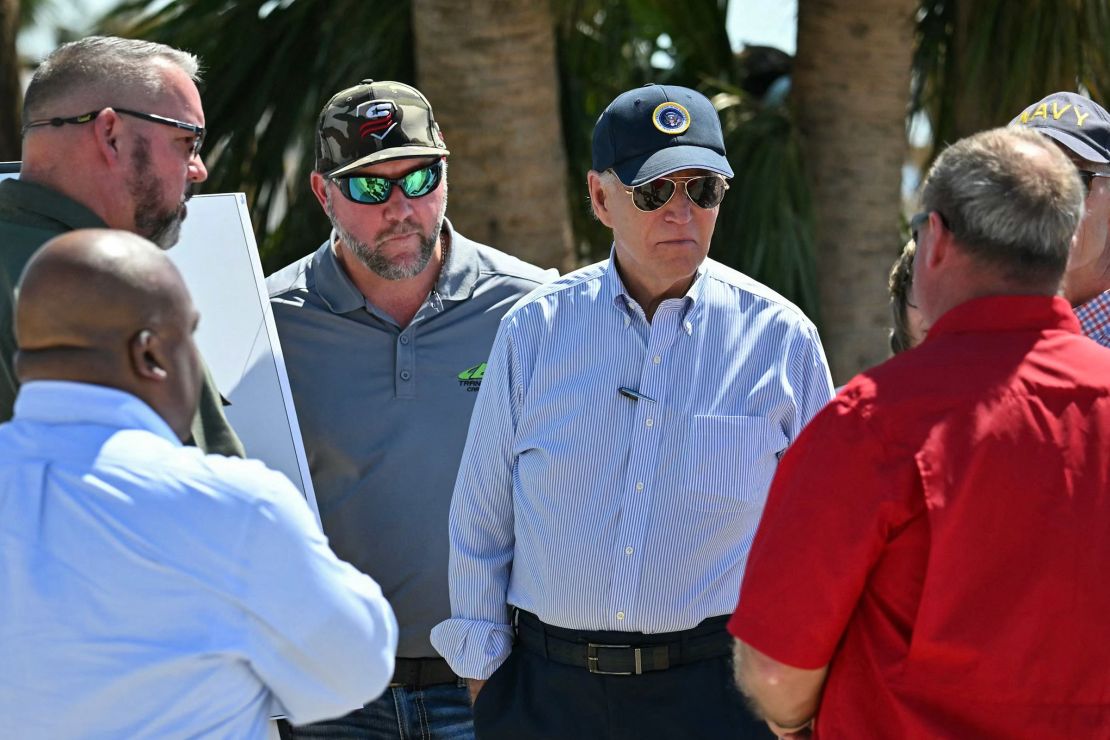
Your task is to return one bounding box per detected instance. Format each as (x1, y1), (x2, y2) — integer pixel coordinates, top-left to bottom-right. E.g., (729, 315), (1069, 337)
(0, 167), (318, 525)
(171, 193), (319, 523)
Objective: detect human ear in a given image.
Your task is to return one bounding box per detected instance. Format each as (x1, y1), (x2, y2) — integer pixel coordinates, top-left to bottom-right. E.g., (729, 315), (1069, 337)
(130, 329), (168, 381)
(92, 108), (123, 166)
(310, 172), (330, 212)
(587, 171), (614, 228)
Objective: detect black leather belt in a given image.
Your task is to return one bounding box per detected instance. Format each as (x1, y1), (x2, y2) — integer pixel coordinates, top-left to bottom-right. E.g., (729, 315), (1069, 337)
(389, 657), (458, 689)
(515, 610), (732, 676)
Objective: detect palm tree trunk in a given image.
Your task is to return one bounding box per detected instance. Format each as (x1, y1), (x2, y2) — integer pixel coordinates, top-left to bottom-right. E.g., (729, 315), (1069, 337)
(0, 0), (19, 160)
(411, 0), (574, 271)
(793, 0), (917, 383)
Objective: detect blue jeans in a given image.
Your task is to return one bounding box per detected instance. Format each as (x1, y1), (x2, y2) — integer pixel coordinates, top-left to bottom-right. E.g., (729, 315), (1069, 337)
(285, 680), (474, 740)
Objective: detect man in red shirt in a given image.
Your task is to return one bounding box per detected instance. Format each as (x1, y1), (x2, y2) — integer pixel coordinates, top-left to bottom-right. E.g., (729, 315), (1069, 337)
(729, 126), (1110, 739)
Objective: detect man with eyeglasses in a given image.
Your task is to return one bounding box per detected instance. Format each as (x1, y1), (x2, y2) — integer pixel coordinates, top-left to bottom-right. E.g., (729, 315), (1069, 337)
(731, 127), (1110, 737)
(1011, 92), (1110, 348)
(0, 35), (242, 456)
(267, 80), (554, 740)
(431, 84), (832, 739)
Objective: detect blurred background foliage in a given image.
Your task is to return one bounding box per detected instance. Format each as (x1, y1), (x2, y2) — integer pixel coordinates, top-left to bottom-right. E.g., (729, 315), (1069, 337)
(87, 0), (823, 315)
(5, 0), (1110, 377)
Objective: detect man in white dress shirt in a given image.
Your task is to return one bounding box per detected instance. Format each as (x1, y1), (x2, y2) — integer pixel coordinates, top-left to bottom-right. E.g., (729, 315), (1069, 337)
(0, 229), (398, 739)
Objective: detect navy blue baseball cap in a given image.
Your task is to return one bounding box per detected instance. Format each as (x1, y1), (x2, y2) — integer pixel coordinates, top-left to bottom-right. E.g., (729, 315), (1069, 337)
(1010, 92), (1110, 164)
(592, 84), (733, 186)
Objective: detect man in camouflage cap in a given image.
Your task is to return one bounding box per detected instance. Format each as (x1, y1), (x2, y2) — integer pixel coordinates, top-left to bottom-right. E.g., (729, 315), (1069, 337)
(268, 80), (554, 740)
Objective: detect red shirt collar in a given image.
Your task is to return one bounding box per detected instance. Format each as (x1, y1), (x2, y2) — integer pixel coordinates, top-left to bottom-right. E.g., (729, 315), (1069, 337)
(926, 295), (1080, 340)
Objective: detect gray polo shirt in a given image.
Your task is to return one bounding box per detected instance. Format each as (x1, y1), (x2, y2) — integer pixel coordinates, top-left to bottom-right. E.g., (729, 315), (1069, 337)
(267, 220), (554, 657)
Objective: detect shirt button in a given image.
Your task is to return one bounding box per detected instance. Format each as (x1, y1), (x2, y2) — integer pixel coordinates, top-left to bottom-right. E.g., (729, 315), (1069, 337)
(616, 611), (625, 621)
(400, 370), (411, 381)
(653, 355), (661, 364)
(399, 334), (410, 345)
(635, 482), (644, 491)
(625, 547), (634, 555)
(645, 418), (653, 428)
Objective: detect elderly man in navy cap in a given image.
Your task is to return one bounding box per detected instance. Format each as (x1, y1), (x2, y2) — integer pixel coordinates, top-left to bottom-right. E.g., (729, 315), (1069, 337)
(1012, 92), (1110, 347)
(432, 84), (833, 739)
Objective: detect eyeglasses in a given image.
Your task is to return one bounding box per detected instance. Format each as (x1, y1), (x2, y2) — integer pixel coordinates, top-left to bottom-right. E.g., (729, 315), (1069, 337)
(909, 210), (949, 243)
(620, 173), (729, 212)
(23, 107), (206, 157)
(332, 160), (443, 205)
(1077, 169), (1110, 194)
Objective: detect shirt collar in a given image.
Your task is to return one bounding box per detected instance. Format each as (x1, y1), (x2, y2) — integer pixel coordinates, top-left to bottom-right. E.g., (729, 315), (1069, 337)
(310, 217), (478, 315)
(603, 246), (707, 322)
(0, 178), (108, 231)
(12, 381), (181, 445)
(927, 295), (1081, 340)
(1072, 289), (1110, 337)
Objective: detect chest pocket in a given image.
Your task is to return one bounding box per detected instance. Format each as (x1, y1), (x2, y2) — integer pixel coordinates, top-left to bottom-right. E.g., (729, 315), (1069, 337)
(682, 415), (788, 512)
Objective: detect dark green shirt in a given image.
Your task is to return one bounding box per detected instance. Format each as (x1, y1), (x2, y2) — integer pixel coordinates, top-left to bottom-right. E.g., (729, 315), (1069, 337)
(0, 179), (244, 457)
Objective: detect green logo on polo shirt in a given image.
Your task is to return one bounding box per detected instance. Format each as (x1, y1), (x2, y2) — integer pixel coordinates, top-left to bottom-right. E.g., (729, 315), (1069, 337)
(457, 362), (486, 392)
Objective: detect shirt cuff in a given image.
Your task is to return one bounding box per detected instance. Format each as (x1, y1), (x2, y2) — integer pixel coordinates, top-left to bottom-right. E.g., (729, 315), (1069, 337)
(430, 617), (515, 680)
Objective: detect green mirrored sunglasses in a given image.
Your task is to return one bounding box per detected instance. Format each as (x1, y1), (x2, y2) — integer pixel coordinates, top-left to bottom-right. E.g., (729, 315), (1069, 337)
(333, 160), (443, 205)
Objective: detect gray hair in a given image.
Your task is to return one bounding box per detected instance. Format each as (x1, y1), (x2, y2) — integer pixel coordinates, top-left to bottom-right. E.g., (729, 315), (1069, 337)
(23, 36), (201, 127)
(921, 127), (1083, 286)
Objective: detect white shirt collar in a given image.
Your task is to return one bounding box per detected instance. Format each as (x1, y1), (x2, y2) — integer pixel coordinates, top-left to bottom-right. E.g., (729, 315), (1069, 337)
(13, 380), (181, 445)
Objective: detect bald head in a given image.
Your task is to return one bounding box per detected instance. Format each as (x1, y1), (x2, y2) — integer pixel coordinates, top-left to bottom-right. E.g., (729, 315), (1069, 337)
(16, 229), (202, 439)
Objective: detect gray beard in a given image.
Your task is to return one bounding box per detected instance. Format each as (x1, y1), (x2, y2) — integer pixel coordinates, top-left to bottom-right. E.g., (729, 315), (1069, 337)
(327, 192), (445, 281)
(127, 135), (188, 250)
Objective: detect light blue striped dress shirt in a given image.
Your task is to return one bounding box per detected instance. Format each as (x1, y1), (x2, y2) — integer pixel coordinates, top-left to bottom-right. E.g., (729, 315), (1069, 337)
(430, 254), (833, 680)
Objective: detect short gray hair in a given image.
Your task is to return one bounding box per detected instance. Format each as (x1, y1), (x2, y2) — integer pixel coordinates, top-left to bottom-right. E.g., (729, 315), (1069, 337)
(921, 127), (1083, 285)
(23, 36), (201, 127)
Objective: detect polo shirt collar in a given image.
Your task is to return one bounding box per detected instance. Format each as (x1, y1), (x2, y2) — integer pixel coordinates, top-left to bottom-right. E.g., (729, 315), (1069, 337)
(310, 217), (479, 315)
(0, 178), (107, 230)
(13, 380), (181, 445)
(436, 219), (480, 301)
(927, 295), (1081, 340)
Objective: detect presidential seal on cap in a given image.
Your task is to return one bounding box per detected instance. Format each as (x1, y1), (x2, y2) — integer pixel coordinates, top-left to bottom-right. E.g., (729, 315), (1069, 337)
(653, 102), (691, 135)
(592, 84), (732, 186)
(315, 79), (449, 177)
(1010, 92), (1110, 165)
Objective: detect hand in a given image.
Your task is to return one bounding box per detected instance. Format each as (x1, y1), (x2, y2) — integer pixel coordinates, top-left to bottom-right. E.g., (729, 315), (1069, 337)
(467, 678), (486, 705)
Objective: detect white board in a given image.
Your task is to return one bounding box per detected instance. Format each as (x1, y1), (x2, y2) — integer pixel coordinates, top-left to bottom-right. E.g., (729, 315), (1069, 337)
(171, 193), (319, 523)
(0, 167), (318, 525)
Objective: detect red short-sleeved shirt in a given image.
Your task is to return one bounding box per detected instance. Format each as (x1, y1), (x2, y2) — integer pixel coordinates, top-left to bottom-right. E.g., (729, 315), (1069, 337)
(730, 295), (1110, 739)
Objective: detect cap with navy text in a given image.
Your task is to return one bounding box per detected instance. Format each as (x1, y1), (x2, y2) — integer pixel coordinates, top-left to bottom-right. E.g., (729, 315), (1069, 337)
(1010, 92), (1110, 164)
(592, 84), (733, 186)
(315, 79), (449, 178)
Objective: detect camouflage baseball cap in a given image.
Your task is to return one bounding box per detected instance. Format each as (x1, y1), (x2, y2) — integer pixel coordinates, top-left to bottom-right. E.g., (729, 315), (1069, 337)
(315, 79), (449, 177)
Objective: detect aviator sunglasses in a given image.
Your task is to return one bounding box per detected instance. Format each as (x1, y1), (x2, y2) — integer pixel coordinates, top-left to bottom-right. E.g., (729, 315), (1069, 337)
(333, 160), (443, 205)
(620, 173), (729, 212)
(1077, 169), (1110, 194)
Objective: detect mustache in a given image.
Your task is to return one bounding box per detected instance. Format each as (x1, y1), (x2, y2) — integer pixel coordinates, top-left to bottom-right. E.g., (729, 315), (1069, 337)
(377, 221), (423, 239)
